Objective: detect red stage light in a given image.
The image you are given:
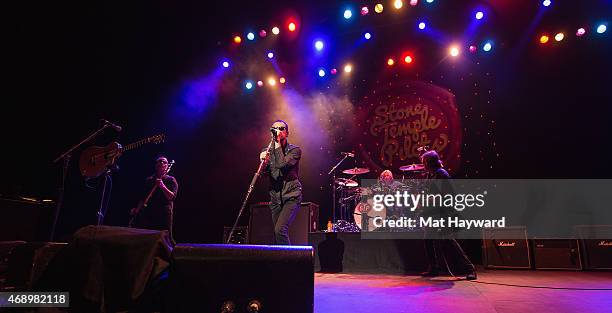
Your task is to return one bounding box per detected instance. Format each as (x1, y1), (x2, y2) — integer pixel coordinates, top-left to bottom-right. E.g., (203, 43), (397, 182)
(288, 22), (296, 32)
(404, 55), (413, 64)
(233, 36), (242, 44)
(539, 35), (549, 44)
(387, 58), (395, 66)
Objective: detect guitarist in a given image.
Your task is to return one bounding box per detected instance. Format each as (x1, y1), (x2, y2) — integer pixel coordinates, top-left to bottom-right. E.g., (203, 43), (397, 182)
(130, 155), (178, 244)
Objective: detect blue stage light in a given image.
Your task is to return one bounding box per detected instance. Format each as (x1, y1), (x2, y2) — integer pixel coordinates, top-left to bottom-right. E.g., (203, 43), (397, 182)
(344, 9), (353, 19)
(318, 68), (326, 77)
(247, 32), (255, 41)
(314, 40), (324, 51)
(245, 81), (253, 90)
(483, 41), (492, 52)
(542, 0), (551, 7)
(426, 0), (434, 3)
(596, 24), (607, 34)
(222, 61), (230, 68)
(267, 52), (274, 59)
(418, 22), (426, 30)
(475, 11), (484, 20)
(364, 32), (372, 40)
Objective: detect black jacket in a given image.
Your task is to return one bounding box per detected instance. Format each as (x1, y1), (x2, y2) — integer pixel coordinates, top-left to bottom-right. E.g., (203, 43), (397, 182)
(263, 143), (302, 200)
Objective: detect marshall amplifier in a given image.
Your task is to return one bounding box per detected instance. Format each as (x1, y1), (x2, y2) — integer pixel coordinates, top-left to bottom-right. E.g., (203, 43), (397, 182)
(533, 239), (582, 270)
(482, 226), (531, 269)
(575, 225), (612, 270)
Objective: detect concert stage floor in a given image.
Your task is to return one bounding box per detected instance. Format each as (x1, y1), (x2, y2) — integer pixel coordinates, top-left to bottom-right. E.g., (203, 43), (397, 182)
(314, 269), (612, 313)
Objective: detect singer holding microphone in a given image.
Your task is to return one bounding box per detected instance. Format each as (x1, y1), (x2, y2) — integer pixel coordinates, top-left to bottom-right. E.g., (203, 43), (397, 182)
(259, 120), (302, 245)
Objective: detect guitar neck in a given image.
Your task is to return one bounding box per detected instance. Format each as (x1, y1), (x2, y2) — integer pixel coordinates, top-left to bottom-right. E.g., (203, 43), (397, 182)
(122, 137), (157, 152)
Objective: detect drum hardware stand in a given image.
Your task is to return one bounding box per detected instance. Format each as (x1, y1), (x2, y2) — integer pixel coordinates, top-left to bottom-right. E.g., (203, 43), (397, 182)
(327, 154), (351, 224)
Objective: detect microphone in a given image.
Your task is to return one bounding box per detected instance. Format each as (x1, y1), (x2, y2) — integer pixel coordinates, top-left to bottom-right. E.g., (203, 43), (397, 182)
(341, 152), (355, 158)
(100, 119), (122, 132)
(270, 128), (278, 138)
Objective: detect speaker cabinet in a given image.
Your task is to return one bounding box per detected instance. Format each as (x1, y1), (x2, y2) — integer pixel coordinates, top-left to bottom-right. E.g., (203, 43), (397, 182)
(533, 239), (582, 270)
(575, 225), (612, 270)
(482, 226), (531, 269)
(168, 244), (314, 313)
(249, 202), (319, 245)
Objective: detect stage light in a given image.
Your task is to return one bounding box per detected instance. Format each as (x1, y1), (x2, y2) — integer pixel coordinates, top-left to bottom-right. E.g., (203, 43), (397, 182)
(394, 0), (403, 10)
(233, 36), (242, 44)
(279, 77), (286, 84)
(554, 32), (564, 42)
(318, 68), (326, 77)
(418, 22), (426, 30)
(330, 68), (337, 75)
(483, 41), (492, 52)
(426, 0), (434, 3)
(364, 32), (372, 40)
(272, 27), (280, 35)
(260, 30), (267, 37)
(596, 24), (607, 34)
(469, 45), (477, 53)
(344, 64), (352, 73)
(410, 0), (418, 6)
(245, 81), (253, 90)
(222, 61), (230, 68)
(314, 40), (324, 51)
(288, 22), (296, 32)
(387, 58), (395, 66)
(257, 80), (264, 87)
(361, 6), (369, 15)
(344, 9), (353, 19)
(375, 3), (384, 13)
(576, 28), (586, 36)
(268, 78), (276, 86)
(449, 46), (460, 57)
(542, 0), (551, 7)
(475, 11), (484, 20)
(404, 55), (413, 64)
(539, 35), (549, 44)
(247, 32), (255, 41)
(267, 52), (274, 59)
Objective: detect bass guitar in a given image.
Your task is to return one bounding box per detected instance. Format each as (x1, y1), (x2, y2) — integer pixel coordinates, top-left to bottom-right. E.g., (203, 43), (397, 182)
(128, 160), (175, 227)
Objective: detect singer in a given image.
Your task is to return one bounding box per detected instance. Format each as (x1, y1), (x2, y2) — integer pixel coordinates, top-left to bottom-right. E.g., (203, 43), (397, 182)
(259, 120), (302, 245)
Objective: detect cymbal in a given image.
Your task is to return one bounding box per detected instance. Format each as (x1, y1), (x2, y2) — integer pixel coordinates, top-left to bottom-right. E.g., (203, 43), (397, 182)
(335, 178), (358, 187)
(399, 163), (425, 171)
(342, 167), (370, 175)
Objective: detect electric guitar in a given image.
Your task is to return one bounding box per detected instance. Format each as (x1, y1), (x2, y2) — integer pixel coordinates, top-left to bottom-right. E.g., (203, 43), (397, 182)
(128, 160), (175, 227)
(79, 134), (165, 178)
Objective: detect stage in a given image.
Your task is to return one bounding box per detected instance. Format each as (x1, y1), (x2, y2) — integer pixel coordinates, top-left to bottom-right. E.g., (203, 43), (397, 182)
(314, 270), (612, 313)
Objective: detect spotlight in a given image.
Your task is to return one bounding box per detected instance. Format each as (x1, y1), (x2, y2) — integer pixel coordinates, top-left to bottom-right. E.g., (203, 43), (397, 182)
(314, 40), (324, 51)
(260, 30), (267, 37)
(542, 0), (551, 7)
(257, 80), (264, 87)
(483, 41), (492, 52)
(404, 55), (413, 64)
(469, 45), (477, 53)
(288, 22), (296, 32)
(539, 35), (549, 44)
(475, 11), (484, 20)
(364, 32), (372, 40)
(233, 36), (242, 44)
(387, 58), (395, 66)
(426, 0), (434, 3)
(554, 32), (564, 41)
(279, 77), (286, 84)
(418, 22), (426, 30)
(344, 9), (353, 19)
(576, 28), (586, 36)
(344, 64), (352, 73)
(267, 52), (274, 59)
(596, 24), (607, 34)
(449, 46), (460, 57)
(245, 81), (253, 90)
(375, 3), (384, 13)
(318, 68), (326, 77)
(410, 0), (418, 6)
(361, 6), (369, 15)
(268, 78), (276, 86)
(330, 68), (337, 75)
(394, 0), (403, 10)
(247, 32), (255, 41)
(272, 27), (280, 35)
(222, 61), (230, 68)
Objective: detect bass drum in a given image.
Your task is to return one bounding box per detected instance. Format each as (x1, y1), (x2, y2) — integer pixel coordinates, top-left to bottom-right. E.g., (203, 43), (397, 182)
(353, 199), (386, 232)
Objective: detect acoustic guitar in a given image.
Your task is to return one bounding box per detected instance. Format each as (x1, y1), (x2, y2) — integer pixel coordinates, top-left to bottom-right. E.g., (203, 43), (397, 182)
(79, 134), (165, 178)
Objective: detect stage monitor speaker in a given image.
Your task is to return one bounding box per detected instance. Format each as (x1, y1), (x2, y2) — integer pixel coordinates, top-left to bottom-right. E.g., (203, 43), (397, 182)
(533, 239), (582, 270)
(249, 202), (319, 245)
(482, 226), (531, 269)
(168, 244), (314, 313)
(0, 198), (55, 241)
(574, 225), (612, 270)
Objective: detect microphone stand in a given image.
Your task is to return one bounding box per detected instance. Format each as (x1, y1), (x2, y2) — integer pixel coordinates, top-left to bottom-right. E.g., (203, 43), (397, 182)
(227, 136), (276, 244)
(51, 124), (110, 241)
(327, 154), (350, 224)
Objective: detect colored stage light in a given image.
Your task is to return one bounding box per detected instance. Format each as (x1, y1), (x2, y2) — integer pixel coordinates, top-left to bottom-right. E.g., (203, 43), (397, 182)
(483, 41), (492, 52)
(375, 3), (384, 13)
(314, 40), (324, 51)
(257, 80), (264, 87)
(539, 35), (549, 44)
(469, 45), (477, 53)
(596, 24), (607, 34)
(426, 0), (434, 3)
(233, 36), (242, 44)
(330, 68), (337, 75)
(418, 22), (426, 30)
(361, 6), (369, 15)
(387, 58), (395, 66)
(267, 52), (274, 59)
(410, 0), (418, 6)
(247, 32), (255, 41)
(404, 55), (413, 64)
(268, 78), (276, 86)
(318, 69), (326, 77)
(288, 22), (296, 32)
(394, 0), (403, 10)
(344, 9), (353, 19)
(449, 46), (460, 57)
(364, 32), (372, 40)
(475, 11), (484, 20)
(272, 27), (280, 35)
(279, 77), (286, 84)
(542, 0), (551, 7)
(554, 32), (564, 42)
(344, 64), (352, 73)
(222, 61), (230, 68)
(576, 28), (586, 36)
(245, 81), (253, 90)
(260, 30), (267, 37)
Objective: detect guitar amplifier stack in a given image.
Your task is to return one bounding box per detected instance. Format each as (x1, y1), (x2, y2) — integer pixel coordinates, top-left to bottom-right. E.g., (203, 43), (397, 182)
(482, 226), (531, 269)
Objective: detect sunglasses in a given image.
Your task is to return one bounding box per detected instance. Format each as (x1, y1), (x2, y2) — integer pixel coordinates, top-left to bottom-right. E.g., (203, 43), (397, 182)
(272, 126), (286, 131)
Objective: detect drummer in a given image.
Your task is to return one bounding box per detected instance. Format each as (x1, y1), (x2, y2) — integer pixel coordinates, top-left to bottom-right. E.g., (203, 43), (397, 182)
(376, 170), (404, 192)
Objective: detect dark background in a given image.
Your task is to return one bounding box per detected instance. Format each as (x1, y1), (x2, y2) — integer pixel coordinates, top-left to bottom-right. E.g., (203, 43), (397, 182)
(6, 0), (612, 243)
